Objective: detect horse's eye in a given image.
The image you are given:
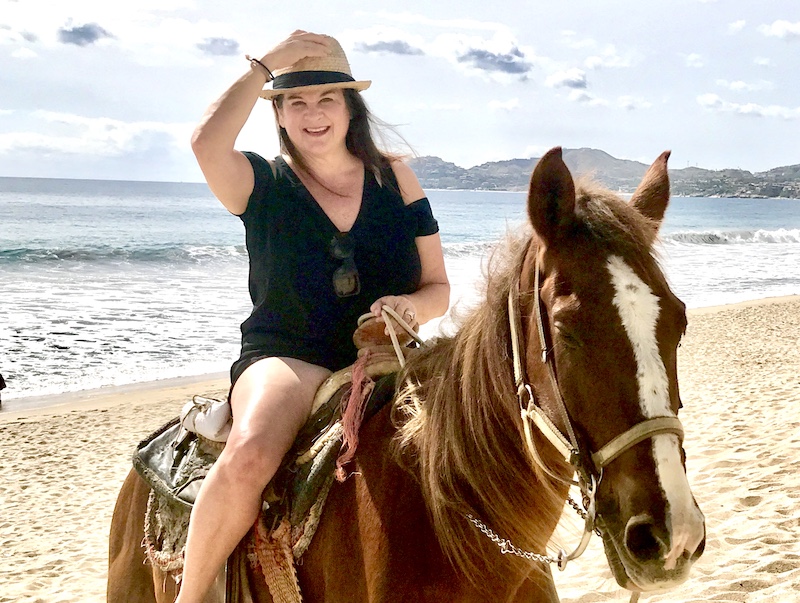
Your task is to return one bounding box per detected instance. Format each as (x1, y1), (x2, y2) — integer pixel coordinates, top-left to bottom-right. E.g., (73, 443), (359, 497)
(555, 323), (582, 349)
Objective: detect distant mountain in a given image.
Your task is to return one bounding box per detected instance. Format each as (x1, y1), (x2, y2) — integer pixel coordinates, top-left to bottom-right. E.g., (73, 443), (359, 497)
(408, 148), (800, 198)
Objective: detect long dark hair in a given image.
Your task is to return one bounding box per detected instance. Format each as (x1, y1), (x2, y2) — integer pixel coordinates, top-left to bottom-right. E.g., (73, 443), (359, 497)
(272, 89), (405, 194)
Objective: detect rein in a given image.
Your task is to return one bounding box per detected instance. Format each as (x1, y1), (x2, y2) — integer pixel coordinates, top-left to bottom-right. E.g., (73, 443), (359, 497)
(468, 253), (684, 602)
(358, 306), (425, 368)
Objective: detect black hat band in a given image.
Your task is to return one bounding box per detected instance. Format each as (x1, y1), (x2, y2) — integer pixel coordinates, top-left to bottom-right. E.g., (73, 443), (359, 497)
(272, 70), (356, 91)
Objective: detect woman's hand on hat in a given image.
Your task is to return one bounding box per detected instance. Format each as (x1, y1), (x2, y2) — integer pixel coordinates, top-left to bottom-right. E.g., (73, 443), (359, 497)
(261, 31), (332, 74)
(371, 295), (418, 331)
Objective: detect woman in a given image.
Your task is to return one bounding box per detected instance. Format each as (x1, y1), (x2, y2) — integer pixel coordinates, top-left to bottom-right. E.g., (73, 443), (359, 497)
(179, 31), (450, 602)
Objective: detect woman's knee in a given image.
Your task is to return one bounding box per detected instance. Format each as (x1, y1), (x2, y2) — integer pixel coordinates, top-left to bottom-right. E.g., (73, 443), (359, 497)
(216, 356), (332, 485)
(214, 435), (278, 488)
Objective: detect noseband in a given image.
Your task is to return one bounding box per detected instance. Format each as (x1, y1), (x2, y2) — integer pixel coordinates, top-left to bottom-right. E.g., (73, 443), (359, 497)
(471, 254), (684, 573)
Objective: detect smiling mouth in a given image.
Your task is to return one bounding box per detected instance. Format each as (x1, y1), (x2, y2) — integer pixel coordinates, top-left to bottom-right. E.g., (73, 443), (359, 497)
(304, 126), (330, 136)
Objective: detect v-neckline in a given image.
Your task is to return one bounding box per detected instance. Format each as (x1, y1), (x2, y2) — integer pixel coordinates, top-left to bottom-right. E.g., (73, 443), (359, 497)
(278, 156), (368, 234)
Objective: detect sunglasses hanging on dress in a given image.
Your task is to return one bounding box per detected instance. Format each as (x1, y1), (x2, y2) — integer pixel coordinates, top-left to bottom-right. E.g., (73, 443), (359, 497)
(329, 232), (361, 297)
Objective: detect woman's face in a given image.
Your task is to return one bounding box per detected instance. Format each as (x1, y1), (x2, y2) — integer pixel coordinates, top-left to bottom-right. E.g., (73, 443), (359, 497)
(276, 88), (351, 158)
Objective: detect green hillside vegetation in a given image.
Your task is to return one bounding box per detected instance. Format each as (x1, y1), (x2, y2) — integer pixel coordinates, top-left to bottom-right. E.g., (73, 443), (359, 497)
(409, 149), (800, 198)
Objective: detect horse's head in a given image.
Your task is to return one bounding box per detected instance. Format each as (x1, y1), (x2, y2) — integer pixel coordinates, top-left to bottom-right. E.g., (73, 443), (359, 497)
(519, 147), (705, 592)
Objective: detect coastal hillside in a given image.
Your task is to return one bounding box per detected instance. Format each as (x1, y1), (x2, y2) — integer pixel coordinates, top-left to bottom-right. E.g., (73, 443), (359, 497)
(409, 148), (800, 198)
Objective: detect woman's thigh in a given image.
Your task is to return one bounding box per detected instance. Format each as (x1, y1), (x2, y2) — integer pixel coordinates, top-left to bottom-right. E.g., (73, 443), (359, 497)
(227, 356), (332, 458)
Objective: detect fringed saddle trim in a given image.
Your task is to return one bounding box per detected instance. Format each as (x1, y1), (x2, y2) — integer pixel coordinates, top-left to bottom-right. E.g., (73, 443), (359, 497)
(143, 490), (188, 578)
(335, 352), (375, 480)
(292, 473), (334, 559)
(253, 517), (303, 603)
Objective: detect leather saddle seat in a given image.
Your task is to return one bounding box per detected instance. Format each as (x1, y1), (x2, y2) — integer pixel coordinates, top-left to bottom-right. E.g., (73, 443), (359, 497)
(133, 313), (419, 571)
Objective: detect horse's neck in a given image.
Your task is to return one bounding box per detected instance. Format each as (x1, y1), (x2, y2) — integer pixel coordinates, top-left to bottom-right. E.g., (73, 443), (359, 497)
(400, 330), (567, 547)
(300, 401), (562, 602)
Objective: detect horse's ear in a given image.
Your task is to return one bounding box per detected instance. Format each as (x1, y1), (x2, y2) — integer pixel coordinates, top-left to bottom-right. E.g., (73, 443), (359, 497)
(629, 150), (671, 228)
(528, 147), (576, 245)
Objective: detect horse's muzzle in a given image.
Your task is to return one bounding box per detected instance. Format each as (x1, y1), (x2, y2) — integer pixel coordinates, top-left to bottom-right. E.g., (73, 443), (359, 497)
(598, 510), (706, 592)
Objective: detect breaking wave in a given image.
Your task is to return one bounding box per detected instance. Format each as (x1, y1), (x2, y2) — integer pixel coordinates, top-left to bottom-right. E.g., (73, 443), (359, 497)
(663, 228), (800, 245)
(0, 244), (247, 264)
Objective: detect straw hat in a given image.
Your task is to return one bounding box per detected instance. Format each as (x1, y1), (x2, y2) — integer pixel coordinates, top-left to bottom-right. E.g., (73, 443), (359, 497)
(259, 37), (371, 100)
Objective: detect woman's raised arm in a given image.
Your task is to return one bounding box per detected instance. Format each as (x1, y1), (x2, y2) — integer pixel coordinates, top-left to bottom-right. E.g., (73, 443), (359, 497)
(190, 31), (332, 215)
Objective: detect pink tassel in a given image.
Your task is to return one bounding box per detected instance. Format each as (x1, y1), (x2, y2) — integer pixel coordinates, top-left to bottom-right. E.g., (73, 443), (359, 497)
(335, 352), (374, 481)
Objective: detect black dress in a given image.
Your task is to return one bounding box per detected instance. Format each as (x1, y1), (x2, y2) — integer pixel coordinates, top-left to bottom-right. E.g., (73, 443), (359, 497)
(230, 153), (439, 385)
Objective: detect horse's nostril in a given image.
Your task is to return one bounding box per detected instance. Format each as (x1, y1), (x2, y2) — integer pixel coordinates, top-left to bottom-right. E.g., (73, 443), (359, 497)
(691, 535), (706, 561)
(624, 517), (665, 563)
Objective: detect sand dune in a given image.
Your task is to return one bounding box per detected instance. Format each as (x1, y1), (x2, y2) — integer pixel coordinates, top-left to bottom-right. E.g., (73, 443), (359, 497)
(1, 297), (799, 602)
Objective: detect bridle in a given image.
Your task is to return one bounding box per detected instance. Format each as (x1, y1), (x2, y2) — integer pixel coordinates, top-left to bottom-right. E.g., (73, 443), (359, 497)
(512, 254), (685, 485)
(468, 252), (684, 582)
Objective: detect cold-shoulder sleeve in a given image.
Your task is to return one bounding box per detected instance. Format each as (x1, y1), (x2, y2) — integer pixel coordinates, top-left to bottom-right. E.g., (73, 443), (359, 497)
(240, 151), (275, 221)
(406, 197), (439, 237)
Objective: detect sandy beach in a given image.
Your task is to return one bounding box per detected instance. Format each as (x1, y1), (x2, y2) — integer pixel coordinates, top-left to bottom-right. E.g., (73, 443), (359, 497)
(1, 297), (799, 603)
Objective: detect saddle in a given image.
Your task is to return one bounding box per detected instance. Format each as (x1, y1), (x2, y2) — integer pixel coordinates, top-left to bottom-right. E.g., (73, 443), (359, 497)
(132, 311), (420, 586)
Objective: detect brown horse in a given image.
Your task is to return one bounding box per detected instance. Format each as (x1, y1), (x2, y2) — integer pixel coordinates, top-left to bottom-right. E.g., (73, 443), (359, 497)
(108, 147), (705, 602)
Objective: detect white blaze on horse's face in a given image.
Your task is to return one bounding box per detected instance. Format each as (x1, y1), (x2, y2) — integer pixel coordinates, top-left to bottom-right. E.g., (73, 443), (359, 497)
(606, 255), (705, 575)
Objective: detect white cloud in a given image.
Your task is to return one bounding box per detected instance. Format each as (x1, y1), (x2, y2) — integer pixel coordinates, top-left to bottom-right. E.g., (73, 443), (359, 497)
(366, 11), (508, 32)
(11, 47), (37, 59)
(1, 0), (198, 47)
(0, 131), (103, 155)
(568, 89), (608, 107)
(427, 31), (538, 82)
(618, 96), (653, 110)
(560, 30), (596, 50)
(523, 144), (552, 159)
(392, 100), (462, 113)
(0, 111), (194, 156)
(342, 26), (427, 53)
(584, 45), (633, 69)
(1, 1), (238, 67)
(715, 79), (773, 92)
(754, 57), (771, 66)
(348, 18), (541, 83)
(727, 20), (746, 34)
(431, 103), (463, 111)
(545, 68), (587, 89)
(697, 94), (800, 119)
(685, 53), (704, 68)
(112, 17), (241, 67)
(0, 25), (23, 44)
(488, 98), (520, 111)
(758, 20), (800, 40)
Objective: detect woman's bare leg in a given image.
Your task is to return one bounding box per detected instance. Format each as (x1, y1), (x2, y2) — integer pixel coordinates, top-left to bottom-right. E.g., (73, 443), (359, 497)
(174, 357), (331, 603)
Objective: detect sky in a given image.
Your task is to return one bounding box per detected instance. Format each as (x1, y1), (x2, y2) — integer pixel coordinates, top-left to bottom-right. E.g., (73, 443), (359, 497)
(0, 0), (798, 182)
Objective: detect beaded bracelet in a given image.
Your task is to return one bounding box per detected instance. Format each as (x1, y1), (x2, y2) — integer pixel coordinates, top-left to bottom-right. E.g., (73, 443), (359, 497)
(245, 54), (273, 82)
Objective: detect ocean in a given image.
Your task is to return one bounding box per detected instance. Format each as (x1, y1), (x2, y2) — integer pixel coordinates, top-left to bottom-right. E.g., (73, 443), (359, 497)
(1, 176), (799, 408)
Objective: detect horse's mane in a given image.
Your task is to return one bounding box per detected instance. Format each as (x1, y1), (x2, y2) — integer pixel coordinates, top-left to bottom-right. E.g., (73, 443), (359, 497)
(571, 178), (663, 269)
(393, 232), (565, 584)
(392, 178), (660, 584)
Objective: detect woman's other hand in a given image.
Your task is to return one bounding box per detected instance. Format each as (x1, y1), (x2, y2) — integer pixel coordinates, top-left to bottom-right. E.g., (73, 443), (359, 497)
(370, 295), (418, 331)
